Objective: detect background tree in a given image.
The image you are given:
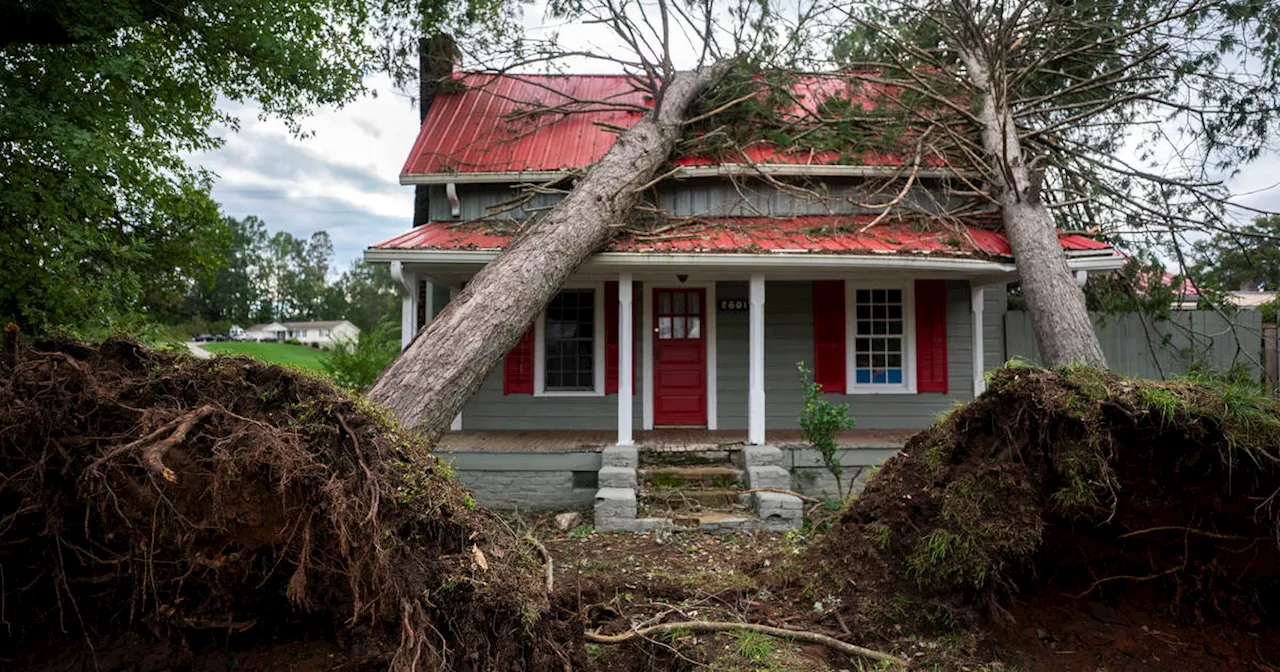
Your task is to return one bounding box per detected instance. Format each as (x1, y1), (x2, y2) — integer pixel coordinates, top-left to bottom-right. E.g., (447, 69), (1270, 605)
(829, 0), (1280, 366)
(1190, 215), (1280, 292)
(182, 216), (269, 325)
(0, 0), (513, 335)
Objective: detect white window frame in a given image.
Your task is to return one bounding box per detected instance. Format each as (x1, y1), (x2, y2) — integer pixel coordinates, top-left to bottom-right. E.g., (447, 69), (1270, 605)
(534, 282), (606, 397)
(845, 279), (917, 395)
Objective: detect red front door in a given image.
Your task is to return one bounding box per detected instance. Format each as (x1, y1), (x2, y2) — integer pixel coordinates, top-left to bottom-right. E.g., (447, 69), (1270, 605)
(653, 288), (707, 426)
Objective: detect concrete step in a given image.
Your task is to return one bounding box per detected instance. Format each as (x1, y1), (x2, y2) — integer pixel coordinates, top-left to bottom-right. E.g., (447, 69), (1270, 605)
(643, 487), (746, 510)
(640, 465), (743, 488)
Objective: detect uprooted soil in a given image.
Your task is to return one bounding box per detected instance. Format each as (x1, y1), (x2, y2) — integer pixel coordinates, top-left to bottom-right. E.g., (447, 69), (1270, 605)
(793, 365), (1280, 670)
(0, 336), (581, 670)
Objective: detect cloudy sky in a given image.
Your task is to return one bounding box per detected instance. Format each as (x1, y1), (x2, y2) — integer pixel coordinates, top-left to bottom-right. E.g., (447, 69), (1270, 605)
(188, 10), (1280, 271)
(190, 82), (421, 271)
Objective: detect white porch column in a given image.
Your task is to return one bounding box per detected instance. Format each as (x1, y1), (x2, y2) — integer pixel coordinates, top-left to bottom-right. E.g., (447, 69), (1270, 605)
(450, 287), (463, 431)
(617, 273), (634, 446)
(748, 273), (766, 445)
(971, 283), (986, 397)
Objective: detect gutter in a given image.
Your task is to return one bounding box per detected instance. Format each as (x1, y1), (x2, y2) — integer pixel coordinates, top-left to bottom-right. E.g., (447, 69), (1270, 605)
(399, 163), (975, 186)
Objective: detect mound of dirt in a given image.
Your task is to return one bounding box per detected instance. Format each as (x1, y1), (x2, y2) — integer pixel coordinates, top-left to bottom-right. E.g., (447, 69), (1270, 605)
(797, 365), (1280, 670)
(0, 335), (581, 670)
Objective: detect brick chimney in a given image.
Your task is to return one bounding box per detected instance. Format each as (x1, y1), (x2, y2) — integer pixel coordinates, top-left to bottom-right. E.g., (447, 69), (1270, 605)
(413, 34), (457, 228)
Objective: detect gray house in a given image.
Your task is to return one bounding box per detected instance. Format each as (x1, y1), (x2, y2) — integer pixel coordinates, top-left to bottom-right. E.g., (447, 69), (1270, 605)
(365, 73), (1123, 522)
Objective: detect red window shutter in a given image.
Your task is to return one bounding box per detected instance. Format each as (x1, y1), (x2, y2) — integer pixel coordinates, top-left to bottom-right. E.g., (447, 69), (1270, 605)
(503, 325), (536, 395)
(603, 281), (638, 395)
(914, 279), (949, 394)
(813, 280), (846, 393)
(605, 281), (619, 394)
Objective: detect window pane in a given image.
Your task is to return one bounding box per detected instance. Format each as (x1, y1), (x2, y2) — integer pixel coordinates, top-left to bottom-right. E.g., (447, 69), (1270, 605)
(887, 289), (902, 303)
(871, 321), (886, 335)
(857, 320), (871, 335)
(872, 289), (885, 303)
(659, 293), (671, 314)
(688, 316), (701, 338)
(856, 338), (870, 352)
(888, 353), (902, 367)
(856, 369), (871, 384)
(872, 305), (886, 319)
(544, 289), (595, 391)
(856, 289), (870, 303)
(888, 305), (902, 319)
(856, 305), (870, 319)
(887, 369), (903, 384)
(659, 317), (672, 339)
(673, 316), (686, 339)
(888, 321), (903, 335)
(689, 293), (700, 315)
(674, 292), (686, 315)
(856, 354), (870, 368)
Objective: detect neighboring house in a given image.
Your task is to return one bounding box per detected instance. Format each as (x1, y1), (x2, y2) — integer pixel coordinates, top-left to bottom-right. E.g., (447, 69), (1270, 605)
(243, 322), (288, 342)
(242, 320), (360, 346)
(364, 73), (1125, 446)
(283, 320), (361, 347)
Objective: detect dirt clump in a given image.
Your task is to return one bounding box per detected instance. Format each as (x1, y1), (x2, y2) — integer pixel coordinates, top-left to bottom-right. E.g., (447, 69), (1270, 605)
(794, 365), (1280, 670)
(0, 336), (580, 670)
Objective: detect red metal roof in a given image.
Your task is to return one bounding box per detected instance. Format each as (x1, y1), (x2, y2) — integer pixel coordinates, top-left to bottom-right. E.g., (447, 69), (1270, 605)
(403, 74), (651, 176)
(402, 73), (926, 178)
(372, 216), (1113, 258)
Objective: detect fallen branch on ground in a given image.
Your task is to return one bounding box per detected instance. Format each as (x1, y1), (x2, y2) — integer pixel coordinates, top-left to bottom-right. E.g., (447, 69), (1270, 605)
(739, 487), (821, 502)
(584, 620), (907, 666)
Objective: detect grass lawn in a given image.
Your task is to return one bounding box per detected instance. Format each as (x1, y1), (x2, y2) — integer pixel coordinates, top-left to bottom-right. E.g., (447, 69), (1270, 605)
(200, 341), (330, 373)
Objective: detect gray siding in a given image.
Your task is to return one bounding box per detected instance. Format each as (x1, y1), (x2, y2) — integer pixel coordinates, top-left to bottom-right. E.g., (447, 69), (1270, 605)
(458, 285), (646, 431)
(432, 178), (968, 222)
(983, 284), (1007, 375)
(717, 280), (975, 431)
(451, 279), (982, 432)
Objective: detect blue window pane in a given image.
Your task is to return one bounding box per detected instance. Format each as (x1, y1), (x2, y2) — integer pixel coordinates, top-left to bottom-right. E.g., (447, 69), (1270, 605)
(856, 369), (871, 384)
(887, 369), (903, 384)
(872, 370), (887, 383)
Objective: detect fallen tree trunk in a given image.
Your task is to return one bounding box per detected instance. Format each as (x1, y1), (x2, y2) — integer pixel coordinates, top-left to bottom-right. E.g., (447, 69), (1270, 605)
(960, 48), (1107, 368)
(368, 66), (723, 436)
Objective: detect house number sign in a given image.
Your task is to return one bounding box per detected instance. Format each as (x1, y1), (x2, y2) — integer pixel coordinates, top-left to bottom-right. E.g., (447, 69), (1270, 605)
(718, 299), (749, 312)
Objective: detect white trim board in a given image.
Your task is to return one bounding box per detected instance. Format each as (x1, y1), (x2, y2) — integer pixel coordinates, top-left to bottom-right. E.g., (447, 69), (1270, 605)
(365, 248), (1126, 277)
(642, 281), (717, 430)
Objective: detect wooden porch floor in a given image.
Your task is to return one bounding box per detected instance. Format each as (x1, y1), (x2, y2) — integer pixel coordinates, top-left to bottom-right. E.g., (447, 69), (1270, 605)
(435, 428), (917, 453)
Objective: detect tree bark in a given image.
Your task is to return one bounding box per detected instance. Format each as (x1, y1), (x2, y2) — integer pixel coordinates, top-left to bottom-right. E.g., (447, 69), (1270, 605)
(368, 66), (722, 436)
(960, 49), (1107, 368)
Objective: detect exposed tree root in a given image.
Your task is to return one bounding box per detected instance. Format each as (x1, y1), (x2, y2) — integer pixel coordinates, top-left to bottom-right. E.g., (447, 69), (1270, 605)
(584, 620), (908, 666)
(524, 535), (554, 592)
(87, 404), (216, 481)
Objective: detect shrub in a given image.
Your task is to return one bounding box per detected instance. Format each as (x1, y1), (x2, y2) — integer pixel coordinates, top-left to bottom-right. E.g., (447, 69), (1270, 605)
(322, 317), (401, 392)
(797, 361), (857, 500)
